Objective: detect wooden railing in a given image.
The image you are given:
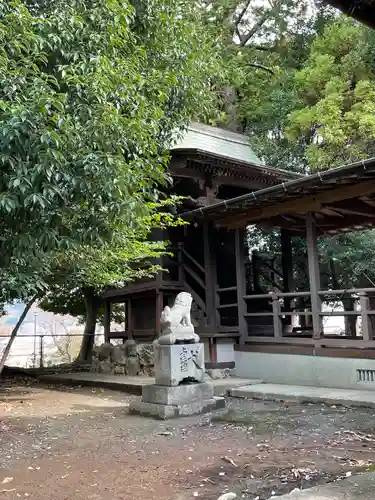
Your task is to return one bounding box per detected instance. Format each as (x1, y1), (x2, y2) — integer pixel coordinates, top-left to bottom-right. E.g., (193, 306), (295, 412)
(242, 288), (375, 347)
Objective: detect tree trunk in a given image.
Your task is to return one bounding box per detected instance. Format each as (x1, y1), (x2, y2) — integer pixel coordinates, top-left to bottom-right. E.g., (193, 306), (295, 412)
(0, 295), (38, 376)
(77, 287), (99, 363)
(342, 297), (357, 337)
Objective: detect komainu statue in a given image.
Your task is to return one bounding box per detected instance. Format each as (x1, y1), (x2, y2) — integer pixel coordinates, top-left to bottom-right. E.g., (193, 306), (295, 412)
(156, 292), (200, 345)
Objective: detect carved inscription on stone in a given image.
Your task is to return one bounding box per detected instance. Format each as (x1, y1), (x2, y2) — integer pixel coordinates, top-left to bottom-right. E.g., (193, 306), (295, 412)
(179, 346), (201, 373)
(180, 346), (189, 373)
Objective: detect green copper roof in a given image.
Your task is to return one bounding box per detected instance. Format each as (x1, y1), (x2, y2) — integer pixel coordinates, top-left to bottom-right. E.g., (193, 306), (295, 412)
(171, 122), (263, 166)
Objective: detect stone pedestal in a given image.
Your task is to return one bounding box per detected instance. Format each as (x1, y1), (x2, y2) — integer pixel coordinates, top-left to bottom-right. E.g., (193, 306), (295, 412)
(154, 343), (205, 386)
(129, 343), (226, 420)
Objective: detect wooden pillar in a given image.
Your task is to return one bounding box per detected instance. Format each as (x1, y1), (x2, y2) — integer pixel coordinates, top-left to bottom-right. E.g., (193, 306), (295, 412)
(235, 228), (248, 344)
(103, 300), (110, 343)
(271, 293), (283, 338)
(359, 292), (371, 341)
(203, 219), (218, 328)
(203, 219), (218, 363)
(155, 291), (163, 336)
(177, 242), (184, 285)
(306, 213), (322, 338)
(281, 229), (293, 326)
(127, 299), (133, 339)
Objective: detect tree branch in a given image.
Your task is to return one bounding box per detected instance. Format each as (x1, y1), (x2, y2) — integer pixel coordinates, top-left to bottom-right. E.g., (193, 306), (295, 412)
(239, 11), (270, 47)
(0, 294), (39, 375)
(234, 0), (252, 40)
(248, 63), (274, 75)
(251, 44), (278, 52)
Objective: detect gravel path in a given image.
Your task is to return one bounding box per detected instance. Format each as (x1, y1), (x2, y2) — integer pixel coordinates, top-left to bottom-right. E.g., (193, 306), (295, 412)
(2, 377), (375, 500)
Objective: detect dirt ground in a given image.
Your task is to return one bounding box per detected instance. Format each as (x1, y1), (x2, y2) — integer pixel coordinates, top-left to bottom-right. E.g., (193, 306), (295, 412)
(2, 378), (375, 500)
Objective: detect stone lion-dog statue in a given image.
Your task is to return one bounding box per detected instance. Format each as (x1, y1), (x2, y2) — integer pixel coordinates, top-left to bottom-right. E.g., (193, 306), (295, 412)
(156, 292), (200, 345)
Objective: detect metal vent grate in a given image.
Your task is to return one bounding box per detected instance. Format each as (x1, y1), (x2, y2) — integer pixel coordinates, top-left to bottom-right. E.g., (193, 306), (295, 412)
(357, 369), (375, 383)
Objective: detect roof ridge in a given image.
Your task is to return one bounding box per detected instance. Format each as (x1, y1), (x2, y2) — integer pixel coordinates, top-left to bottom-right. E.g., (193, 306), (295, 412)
(188, 122), (252, 146)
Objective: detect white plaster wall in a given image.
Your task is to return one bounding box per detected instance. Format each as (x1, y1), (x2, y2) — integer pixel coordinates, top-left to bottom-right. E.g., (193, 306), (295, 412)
(216, 339), (235, 363)
(235, 351), (375, 391)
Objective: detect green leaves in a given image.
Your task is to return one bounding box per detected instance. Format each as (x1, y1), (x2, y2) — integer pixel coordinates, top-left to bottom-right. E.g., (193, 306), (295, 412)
(0, 0), (219, 308)
(286, 16), (375, 170)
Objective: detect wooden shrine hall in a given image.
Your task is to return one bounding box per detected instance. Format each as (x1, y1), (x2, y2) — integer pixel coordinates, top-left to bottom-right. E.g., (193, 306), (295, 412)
(182, 156), (375, 387)
(102, 122), (298, 367)
(103, 123), (375, 382)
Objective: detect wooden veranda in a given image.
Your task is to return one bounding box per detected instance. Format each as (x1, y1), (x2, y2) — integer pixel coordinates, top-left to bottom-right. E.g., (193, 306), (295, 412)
(183, 157), (375, 358)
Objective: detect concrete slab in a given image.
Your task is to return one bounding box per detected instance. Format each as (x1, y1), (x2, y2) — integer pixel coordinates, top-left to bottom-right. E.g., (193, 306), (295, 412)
(129, 396), (226, 420)
(211, 377), (263, 396)
(38, 372), (261, 396)
(270, 472), (375, 499)
(231, 383), (375, 408)
(141, 382), (214, 405)
(39, 373), (154, 395)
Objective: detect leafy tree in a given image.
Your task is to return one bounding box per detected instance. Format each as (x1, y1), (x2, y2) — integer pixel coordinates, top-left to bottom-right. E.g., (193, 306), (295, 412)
(286, 17), (375, 170)
(231, 10), (375, 336)
(40, 208), (183, 361)
(0, 0), (220, 370)
(202, 0), (336, 171)
(0, 0), (218, 299)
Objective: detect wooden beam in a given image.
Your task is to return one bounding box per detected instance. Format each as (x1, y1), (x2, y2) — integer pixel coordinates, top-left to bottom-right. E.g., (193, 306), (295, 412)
(221, 179), (375, 228)
(361, 197), (375, 208)
(331, 198), (375, 214)
(235, 228), (248, 344)
(306, 213), (323, 339)
(327, 206), (375, 218)
(230, 211), (375, 236)
(319, 215), (375, 234)
(213, 175), (271, 190)
(320, 208), (344, 217)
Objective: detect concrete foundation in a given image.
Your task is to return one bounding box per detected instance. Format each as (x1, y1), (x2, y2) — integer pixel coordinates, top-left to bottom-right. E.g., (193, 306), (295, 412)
(129, 394), (225, 420)
(141, 382), (214, 405)
(230, 383), (375, 408)
(235, 351), (375, 391)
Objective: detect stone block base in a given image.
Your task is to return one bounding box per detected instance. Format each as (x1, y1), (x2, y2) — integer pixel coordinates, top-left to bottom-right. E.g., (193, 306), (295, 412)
(154, 343), (205, 386)
(129, 396), (226, 420)
(141, 382), (214, 405)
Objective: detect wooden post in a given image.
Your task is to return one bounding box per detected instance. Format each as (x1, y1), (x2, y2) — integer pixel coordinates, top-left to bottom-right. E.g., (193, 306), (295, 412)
(177, 242), (184, 285)
(306, 213), (322, 339)
(235, 228), (248, 344)
(103, 300), (111, 343)
(203, 219), (218, 328)
(156, 291), (163, 337)
(281, 229), (293, 326)
(271, 293), (283, 338)
(359, 291), (371, 341)
(127, 299), (133, 339)
(203, 219), (219, 363)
